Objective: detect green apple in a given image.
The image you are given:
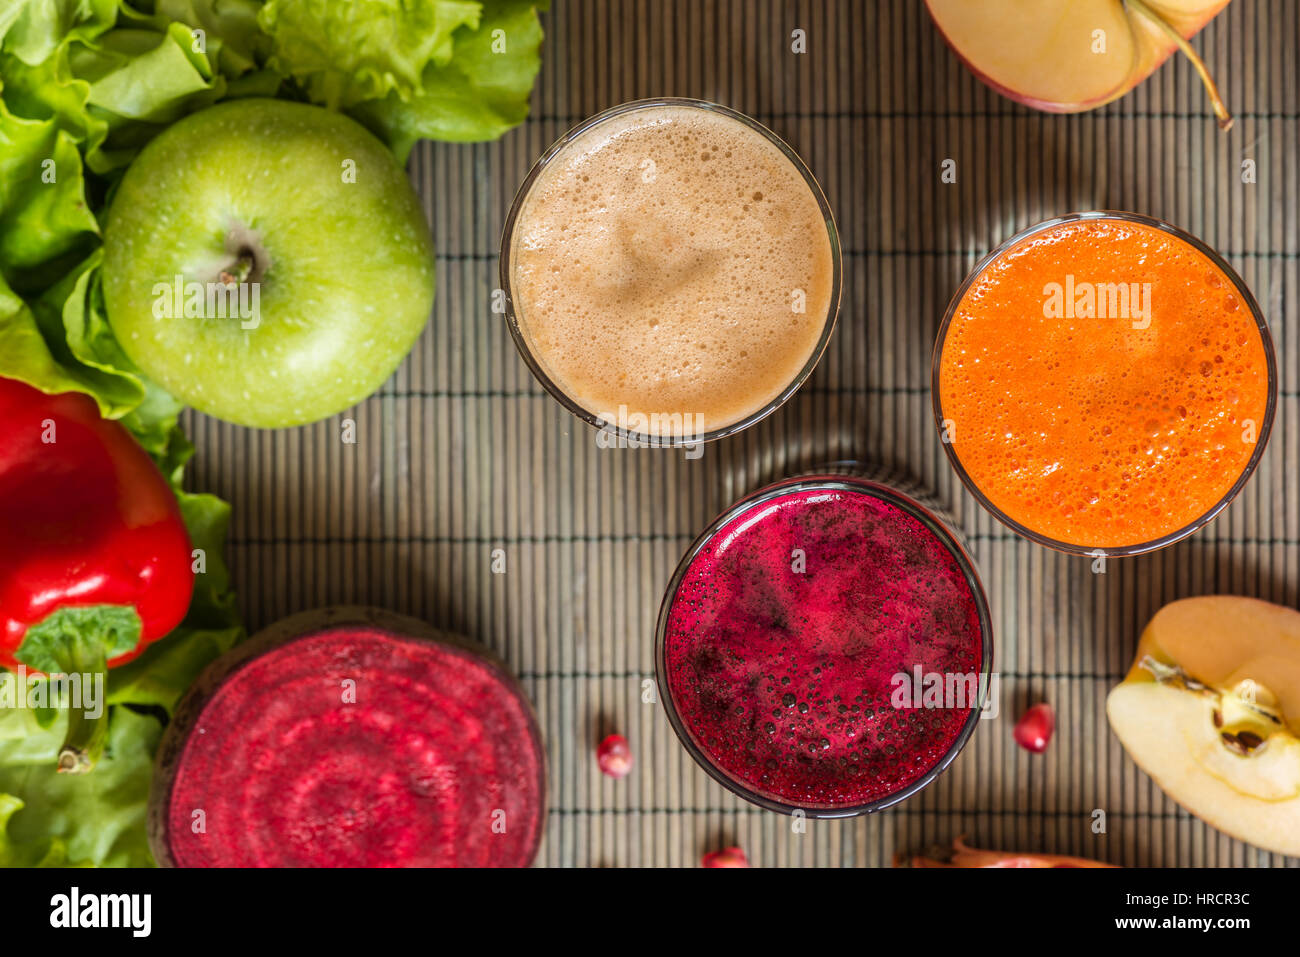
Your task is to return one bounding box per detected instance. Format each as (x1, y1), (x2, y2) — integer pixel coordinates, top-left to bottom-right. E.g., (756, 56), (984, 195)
(102, 98), (435, 427)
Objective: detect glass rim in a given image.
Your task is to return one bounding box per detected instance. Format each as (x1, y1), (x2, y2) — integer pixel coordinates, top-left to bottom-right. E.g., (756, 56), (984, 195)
(931, 210), (1279, 558)
(653, 471), (994, 818)
(499, 97), (843, 447)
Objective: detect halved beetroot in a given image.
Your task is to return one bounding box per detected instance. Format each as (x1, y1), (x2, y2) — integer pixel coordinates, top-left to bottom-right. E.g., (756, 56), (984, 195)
(148, 607), (546, 867)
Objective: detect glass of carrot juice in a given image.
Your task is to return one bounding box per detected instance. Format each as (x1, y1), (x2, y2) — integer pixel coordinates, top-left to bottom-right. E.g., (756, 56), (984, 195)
(933, 211), (1277, 556)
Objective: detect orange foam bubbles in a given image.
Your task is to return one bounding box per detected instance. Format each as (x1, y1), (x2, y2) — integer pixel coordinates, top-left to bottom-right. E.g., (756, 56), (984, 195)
(937, 216), (1271, 549)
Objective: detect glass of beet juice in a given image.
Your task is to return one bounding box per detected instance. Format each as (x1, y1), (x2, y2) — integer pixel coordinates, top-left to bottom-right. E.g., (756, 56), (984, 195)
(933, 211), (1278, 557)
(656, 469), (993, 817)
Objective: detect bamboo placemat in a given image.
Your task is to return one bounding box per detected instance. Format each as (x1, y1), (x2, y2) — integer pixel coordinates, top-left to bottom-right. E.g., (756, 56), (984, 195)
(181, 0), (1300, 867)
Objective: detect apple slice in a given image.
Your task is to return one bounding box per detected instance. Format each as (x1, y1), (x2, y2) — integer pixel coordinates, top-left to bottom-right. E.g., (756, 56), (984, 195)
(925, 0), (1233, 129)
(1107, 596), (1300, 856)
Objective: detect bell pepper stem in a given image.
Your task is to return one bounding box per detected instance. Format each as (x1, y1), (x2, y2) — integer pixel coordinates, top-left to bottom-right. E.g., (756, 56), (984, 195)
(52, 646), (109, 775)
(57, 697), (108, 774)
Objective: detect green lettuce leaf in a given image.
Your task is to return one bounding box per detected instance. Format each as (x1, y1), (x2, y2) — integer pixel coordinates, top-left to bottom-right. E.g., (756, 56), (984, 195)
(33, 250), (152, 414)
(258, 0), (480, 109)
(351, 0), (548, 158)
(2, 250), (187, 436)
(0, 95), (99, 293)
(0, 42), (108, 154)
(0, 707), (161, 867)
(2, 2), (281, 178)
(81, 23), (218, 119)
(0, 252), (148, 420)
(74, 22), (228, 170)
(0, 795), (76, 865)
(0, 267), (130, 411)
(0, 0), (118, 67)
(143, 0), (271, 75)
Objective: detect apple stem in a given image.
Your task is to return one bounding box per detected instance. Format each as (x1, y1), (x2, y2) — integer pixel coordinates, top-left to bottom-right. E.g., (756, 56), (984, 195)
(219, 253), (255, 286)
(57, 707), (106, 774)
(51, 644), (110, 774)
(1127, 0), (1233, 131)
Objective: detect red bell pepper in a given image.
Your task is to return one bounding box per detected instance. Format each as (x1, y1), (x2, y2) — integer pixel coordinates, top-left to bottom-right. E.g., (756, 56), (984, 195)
(0, 376), (194, 771)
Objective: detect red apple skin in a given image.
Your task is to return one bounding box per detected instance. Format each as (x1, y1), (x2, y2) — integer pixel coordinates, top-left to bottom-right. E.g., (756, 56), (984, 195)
(923, 1), (1230, 114)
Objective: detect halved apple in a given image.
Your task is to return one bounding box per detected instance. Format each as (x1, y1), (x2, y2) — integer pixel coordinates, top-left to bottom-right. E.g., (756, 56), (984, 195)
(1107, 596), (1300, 856)
(924, 0), (1234, 129)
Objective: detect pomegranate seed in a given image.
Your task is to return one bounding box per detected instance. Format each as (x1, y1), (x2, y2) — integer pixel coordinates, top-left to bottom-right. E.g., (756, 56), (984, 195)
(702, 846), (749, 868)
(597, 733), (633, 778)
(1014, 702), (1054, 753)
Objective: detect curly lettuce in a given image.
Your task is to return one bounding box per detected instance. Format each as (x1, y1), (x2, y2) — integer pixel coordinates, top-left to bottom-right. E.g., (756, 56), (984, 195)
(350, 0), (550, 159)
(0, 708), (162, 867)
(257, 0), (481, 108)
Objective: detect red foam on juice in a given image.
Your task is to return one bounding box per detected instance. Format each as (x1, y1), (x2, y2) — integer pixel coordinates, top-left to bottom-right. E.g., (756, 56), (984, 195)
(664, 484), (985, 809)
(163, 627), (545, 867)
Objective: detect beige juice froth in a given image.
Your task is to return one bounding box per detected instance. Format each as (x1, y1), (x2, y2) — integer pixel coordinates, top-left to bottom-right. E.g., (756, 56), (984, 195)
(509, 104), (835, 437)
